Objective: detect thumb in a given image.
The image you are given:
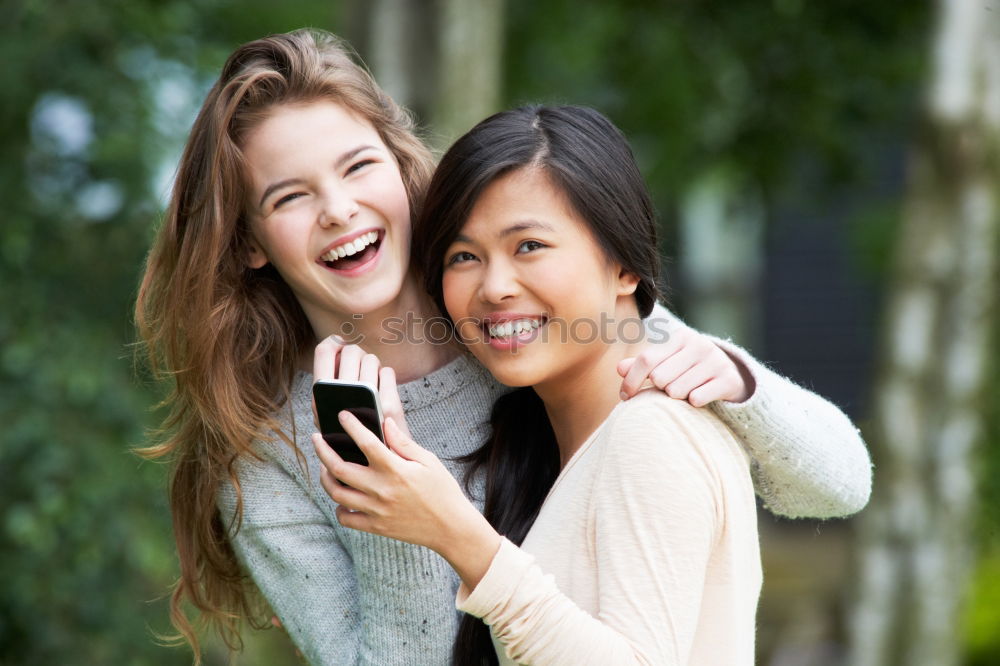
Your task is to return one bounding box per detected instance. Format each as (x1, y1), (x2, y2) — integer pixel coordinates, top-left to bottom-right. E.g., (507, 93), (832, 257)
(617, 357), (635, 377)
(383, 417), (424, 462)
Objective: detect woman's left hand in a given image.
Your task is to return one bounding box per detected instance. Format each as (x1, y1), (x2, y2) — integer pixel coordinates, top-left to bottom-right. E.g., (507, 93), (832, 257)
(617, 324), (755, 407)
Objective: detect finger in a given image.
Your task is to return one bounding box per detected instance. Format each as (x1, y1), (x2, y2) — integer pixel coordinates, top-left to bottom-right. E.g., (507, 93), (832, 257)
(338, 411), (392, 466)
(663, 363), (716, 401)
(313, 336), (344, 383)
(626, 342), (699, 396)
(359, 353), (381, 387)
(312, 432), (373, 492)
(271, 616), (283, 630)
(319, 464), (376, 512)
(383, 417), (424, 462)
(620, 343), (680, 398)
(336, 504), (375, 533)
(686, 377), (737, 408)
(336, 345), (366, 382)
(648, 347), (703, 391)
(378, 367), (409, 436)
(617, 357), (636, 378)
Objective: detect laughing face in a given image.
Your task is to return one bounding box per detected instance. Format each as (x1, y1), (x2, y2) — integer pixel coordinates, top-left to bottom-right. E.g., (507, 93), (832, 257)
(441, 167), (639, 391)
(242, 100), (413, 337)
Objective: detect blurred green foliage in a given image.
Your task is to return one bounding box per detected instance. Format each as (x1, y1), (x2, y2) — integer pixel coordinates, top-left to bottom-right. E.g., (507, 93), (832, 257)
(0, 1), (336, 663)
(1, 0), (996, 664)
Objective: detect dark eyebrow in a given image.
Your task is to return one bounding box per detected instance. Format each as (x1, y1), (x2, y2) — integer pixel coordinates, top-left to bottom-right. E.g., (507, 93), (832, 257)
(499, 220), (555, 238)
(257, 144), (380, 209)
(453, 220), (555, 245)
(258, 177), (304, 209)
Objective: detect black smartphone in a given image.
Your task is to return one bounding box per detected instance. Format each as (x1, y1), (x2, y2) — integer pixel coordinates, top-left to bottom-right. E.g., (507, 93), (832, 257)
(313, 380), (385, 466)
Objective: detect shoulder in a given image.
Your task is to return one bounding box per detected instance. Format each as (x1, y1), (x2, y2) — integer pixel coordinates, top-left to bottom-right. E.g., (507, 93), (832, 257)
(608, 390), (730, 443)
(600, 390), (748, 479)
(217, 372), (316, 512)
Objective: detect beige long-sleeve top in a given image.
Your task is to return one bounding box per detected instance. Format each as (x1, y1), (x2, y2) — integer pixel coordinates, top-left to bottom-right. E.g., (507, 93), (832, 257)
(457, 390), (763, 665)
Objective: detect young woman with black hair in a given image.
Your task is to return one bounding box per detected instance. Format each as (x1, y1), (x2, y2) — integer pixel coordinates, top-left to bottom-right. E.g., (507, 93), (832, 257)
(314, 105), (766, 664)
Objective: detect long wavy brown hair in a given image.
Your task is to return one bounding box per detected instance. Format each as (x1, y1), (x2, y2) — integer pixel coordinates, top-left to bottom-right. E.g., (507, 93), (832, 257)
(134, 29), (434, 662)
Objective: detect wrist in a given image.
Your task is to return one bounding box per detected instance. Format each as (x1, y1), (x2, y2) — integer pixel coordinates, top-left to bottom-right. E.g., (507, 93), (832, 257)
(437, 508), (501, 590)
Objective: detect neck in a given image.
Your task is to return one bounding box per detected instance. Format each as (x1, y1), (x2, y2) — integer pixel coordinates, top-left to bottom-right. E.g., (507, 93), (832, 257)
(304, 278), (459, 383)
(534, 303), (646, 467)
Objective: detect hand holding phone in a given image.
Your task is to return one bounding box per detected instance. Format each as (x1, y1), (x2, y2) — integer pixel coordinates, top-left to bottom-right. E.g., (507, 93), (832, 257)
(313, 379), (385, 466)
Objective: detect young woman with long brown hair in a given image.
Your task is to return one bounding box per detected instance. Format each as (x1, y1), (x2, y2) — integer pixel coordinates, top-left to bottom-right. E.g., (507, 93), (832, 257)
(135, 29), (870, 664)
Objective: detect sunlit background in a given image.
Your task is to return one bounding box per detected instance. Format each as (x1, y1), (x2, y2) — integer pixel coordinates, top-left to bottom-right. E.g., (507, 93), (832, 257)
(2, 1), (997, 664)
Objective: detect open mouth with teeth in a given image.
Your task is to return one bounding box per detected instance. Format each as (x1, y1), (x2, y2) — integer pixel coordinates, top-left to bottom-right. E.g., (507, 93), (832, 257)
(319, 230), (383, 272)
(481, 316), (548, 349)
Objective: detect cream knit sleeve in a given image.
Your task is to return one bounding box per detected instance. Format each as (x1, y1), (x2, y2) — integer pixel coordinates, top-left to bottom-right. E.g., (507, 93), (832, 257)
(706, 334), (872, 518)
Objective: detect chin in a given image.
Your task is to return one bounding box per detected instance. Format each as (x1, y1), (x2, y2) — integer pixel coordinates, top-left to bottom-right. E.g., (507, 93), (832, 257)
(474, 355), (543, 388)
(346, 278), (406, 314)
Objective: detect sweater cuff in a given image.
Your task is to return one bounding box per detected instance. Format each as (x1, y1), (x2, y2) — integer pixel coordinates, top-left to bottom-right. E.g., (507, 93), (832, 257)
(456, 537), (534, 618)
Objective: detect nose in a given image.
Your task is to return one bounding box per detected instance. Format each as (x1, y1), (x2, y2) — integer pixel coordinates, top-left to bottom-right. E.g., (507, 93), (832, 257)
(478, 259), (520, 304)
(317, 190), (359, 228)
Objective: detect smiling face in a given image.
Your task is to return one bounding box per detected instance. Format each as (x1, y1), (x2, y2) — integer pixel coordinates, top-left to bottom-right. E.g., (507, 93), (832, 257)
(241, 100), (413, 337)
(442, 167), (640, 390)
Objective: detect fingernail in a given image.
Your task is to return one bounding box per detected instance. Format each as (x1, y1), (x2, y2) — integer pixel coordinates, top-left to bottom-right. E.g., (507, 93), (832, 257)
(619, 391), (628, 400)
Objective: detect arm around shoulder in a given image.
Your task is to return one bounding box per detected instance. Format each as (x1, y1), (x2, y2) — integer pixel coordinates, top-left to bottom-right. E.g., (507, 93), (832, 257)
(707, 336), (873, 519)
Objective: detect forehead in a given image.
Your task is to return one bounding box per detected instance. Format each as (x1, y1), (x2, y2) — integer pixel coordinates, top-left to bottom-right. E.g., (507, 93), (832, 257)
(461, 168), (585, 239)
(242, 100), (386, 173)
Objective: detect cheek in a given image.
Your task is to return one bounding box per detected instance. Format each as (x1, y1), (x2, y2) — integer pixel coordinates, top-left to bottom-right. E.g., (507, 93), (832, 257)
(441, 270), (475, 321)
(251, 218), (295, 261)
(526, 262), (576, 302)
(380, 171), (414, 237)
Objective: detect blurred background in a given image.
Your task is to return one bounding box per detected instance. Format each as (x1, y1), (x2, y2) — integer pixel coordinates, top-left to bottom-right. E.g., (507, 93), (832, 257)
(1, 0), (997, 664)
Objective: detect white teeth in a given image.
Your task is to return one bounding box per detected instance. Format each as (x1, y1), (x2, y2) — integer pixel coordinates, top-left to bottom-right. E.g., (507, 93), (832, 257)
(321, 231), (380, 262)
(488, 318), (543, 338)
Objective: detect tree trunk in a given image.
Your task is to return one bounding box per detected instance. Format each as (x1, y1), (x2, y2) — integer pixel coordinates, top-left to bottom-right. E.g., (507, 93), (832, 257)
(848, 1), (1000, 664)
(344, 0), (505, 148)
(679, 167), (764, 348)
(432, 0), (505, 146)
(343, 0), (438, 125)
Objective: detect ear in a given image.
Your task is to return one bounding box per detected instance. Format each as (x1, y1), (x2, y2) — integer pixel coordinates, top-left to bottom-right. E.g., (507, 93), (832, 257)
(246, 238), (269, 269)
(616, 267), (640, 296)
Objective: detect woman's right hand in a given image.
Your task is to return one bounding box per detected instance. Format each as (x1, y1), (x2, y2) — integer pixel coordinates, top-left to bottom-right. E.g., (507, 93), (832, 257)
(312, 411), (500, 590)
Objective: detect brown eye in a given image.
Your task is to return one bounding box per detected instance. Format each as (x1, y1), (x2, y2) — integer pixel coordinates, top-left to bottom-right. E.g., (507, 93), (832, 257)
(516, 240), (546, 254)
(446, 251), (478, 266)
(346, 159), (375, 175)
(274, 192), (305, 208)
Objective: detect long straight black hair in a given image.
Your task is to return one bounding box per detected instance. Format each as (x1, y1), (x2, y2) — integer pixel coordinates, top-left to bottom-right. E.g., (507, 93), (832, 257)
(412, 105), (663, 665)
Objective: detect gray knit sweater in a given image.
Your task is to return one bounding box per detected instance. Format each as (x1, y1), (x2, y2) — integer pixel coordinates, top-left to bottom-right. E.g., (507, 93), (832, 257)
(217, 311), (871, 665)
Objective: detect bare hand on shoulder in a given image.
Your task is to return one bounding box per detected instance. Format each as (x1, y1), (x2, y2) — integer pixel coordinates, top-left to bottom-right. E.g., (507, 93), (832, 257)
(618, 325), (755, 407)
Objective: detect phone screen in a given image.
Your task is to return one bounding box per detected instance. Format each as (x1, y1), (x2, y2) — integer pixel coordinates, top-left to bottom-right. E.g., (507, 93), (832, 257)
(313, 381), (385, 466)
